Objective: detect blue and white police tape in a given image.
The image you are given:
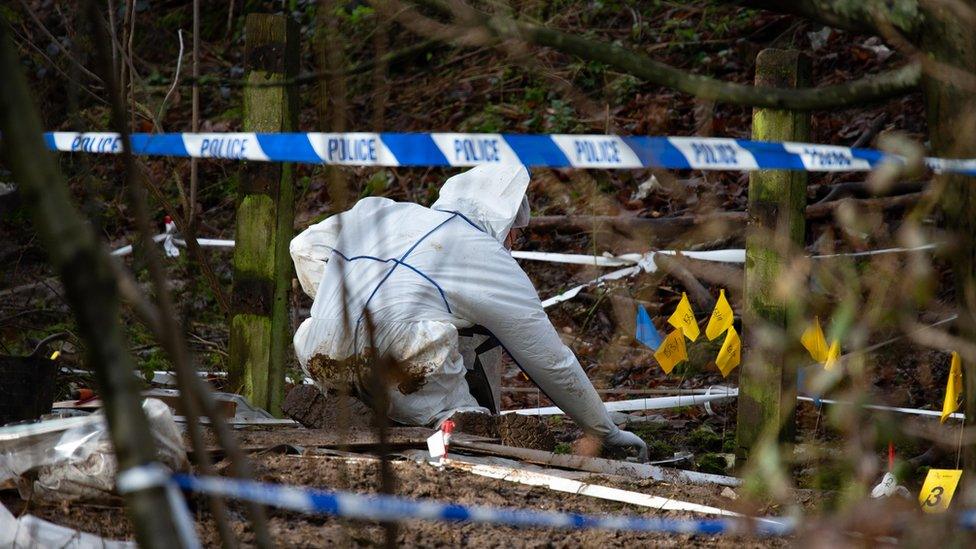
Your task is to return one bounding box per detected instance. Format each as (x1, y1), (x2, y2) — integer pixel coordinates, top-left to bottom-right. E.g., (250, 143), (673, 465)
(44, 131), (976, 174)
(171, 472), (794, 536)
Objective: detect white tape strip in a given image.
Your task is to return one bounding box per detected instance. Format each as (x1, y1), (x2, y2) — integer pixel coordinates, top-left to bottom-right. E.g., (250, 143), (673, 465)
(810, 244), (938, 259)
(537, 245), (937, 308)
(798, 396), (964, 420)
(432, 453), (741, 516)
(540, 264), (642, 308)
(512, 250), (642, 267)
(109, 233), (171, 256)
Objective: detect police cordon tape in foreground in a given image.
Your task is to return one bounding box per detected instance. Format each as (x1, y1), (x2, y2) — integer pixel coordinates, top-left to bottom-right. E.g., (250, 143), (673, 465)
(44, 131), (976, 174)
(169, 471), (797, 536)
(115, 465), (976, 537)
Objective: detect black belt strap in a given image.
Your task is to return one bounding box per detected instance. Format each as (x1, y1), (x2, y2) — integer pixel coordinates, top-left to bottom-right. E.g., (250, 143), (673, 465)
(458, 325), (501, 413)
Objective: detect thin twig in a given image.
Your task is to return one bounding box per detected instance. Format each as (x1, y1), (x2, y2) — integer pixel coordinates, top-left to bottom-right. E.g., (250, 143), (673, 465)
(189, 0), (200, 228)
(155, 29), (185, 132)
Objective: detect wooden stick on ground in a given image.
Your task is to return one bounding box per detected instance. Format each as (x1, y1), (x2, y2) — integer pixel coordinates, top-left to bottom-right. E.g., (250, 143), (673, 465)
(652, 253), (716, 311)
(450, 438), (741, 487)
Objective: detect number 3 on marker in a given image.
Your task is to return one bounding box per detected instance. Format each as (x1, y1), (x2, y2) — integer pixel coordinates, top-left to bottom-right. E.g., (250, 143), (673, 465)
(923, 486), (944, 507)
(918, 469), (962, 513)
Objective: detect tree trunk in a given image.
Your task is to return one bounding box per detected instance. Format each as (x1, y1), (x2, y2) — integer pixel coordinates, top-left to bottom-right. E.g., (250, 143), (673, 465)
(920, 3), (976, 472)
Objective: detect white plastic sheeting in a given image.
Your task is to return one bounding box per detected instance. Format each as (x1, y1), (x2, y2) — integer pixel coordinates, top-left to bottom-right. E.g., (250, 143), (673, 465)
(0, 503), (136, 548)
(0, 399), (188, 502)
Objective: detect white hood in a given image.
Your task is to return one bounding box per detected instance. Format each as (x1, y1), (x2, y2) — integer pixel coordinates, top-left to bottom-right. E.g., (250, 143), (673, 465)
(431, 164), (530, 243)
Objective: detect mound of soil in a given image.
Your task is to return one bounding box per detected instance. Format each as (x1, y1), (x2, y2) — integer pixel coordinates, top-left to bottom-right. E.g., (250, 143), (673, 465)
(497, 413), (557, 451)
(451, 411), (500, 438)
(281, 385), (375, 430)
(451, 411), (557, 451)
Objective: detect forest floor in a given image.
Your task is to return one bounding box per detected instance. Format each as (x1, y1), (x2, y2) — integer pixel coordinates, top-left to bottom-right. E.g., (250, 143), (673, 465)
(0, 0), (965, 545)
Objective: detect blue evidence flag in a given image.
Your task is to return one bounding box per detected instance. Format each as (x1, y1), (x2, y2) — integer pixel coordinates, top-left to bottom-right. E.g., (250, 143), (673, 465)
(636, 304), (664, 351)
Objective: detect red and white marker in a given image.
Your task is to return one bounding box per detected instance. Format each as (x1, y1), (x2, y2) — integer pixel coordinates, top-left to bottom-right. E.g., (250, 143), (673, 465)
(427, 418), (456, 466)
(442, 419), (455, 451)
(162, 215), (181, 258)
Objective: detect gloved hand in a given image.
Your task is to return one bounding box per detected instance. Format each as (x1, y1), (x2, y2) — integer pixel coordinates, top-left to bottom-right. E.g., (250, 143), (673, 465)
(604, 429), (649, 462)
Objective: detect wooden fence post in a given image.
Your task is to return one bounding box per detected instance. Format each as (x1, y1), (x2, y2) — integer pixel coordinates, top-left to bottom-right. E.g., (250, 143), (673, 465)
(228, 14), (298, 416)
(734, 49), (810, 460)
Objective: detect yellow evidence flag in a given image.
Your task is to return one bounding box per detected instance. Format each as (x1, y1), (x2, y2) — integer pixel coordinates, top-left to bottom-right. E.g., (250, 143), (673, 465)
(705, 289), (734, 340)
(941, 352), (963, 424)
(715, 326), (741, 377)
(667, 292), (700, 342)
(823, 340), (841, 370)
(801, 317), (828, 363)
(654, 330), (688, 374)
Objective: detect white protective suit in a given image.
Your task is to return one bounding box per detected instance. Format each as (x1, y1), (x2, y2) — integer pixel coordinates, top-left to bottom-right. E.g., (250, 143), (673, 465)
(291, 164), (647, 459)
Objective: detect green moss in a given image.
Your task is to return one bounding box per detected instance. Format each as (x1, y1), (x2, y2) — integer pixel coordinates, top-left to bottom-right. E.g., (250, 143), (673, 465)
(689, 425), (723, 452)
(229, 314), (272, 405)
(645, 439), (675, 461)
(233, 195), (277, 276)
(628, 421), (665, 440)
(722, 436), (736, 453)
(697, 453), (728, 475)
(553, 443), (572, 455)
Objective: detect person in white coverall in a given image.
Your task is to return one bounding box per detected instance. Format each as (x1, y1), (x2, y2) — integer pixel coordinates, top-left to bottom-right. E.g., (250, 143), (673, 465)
(290, 164), (648, 461)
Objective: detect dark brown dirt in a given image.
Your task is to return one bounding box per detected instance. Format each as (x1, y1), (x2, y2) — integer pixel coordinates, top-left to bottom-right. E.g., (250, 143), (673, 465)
(282, 384), (375, 430)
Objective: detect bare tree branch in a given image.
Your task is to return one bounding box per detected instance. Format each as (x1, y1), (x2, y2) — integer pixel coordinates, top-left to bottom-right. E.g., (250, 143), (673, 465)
(728, 0), (921, 37)
(398, 0), (921, 110)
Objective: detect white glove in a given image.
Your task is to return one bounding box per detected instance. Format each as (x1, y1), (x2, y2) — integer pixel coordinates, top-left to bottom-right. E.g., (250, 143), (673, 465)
(604, 429), (649, 462)
(870, 472), (910, 498)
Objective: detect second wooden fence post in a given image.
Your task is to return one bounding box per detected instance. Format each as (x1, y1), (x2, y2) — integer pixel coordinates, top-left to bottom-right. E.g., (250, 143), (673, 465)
(735, 49), (810, 460)
(228, 13), (298, 416)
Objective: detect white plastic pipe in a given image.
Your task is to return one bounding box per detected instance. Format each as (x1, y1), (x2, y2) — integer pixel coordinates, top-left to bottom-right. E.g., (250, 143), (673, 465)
(504, 389), (739, 416)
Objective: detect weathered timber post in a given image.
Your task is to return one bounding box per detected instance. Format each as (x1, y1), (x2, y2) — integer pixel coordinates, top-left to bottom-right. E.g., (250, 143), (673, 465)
(734, 49), (810, 460)
(228, 14), (298, 416)
(917, 11), (976, 473)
